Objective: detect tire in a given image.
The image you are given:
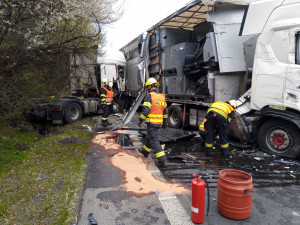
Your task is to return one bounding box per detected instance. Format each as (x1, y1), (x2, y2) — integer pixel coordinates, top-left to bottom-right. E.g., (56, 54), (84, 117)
(112, 100), (124, 113)
(168, 105), (183, 128)
(258, 119), (300, 159)
(64, 102), (83, 124)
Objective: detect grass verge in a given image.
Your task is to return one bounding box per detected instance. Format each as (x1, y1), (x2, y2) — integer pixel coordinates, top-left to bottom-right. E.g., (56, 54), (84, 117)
(0, 117), (97, 224)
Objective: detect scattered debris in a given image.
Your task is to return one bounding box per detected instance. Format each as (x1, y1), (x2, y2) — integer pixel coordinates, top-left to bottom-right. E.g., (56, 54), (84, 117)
(274, 159), (300, 166)
(82, 124), (93, 132)
(253, 157), (265, 161)
(88, 213), (98, 225)
(36, 175), (48, 181)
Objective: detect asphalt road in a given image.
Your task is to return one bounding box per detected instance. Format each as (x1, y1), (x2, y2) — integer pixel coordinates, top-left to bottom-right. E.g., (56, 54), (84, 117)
(77, 113), (300, 225)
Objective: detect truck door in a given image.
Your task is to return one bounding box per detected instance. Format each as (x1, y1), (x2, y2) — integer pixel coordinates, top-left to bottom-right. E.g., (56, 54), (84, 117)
(250, 2), (300, 110)
(117, 65), (125, 92)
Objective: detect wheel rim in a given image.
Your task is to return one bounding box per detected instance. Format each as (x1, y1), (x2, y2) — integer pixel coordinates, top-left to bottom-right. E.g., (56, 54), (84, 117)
(170, 111), (178, 125)
(266, 126), (292, 153)
(68, 106), (80, 120)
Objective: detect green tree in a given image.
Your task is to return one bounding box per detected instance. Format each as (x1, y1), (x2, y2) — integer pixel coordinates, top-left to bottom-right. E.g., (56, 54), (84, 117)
(0, 0), (122, 121)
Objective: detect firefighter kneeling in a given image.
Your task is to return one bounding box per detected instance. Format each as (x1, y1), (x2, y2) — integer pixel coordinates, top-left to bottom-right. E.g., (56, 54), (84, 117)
(199, 100), (238, 158)
(137, 78), (168, 168)
(100, 78), (114, 126)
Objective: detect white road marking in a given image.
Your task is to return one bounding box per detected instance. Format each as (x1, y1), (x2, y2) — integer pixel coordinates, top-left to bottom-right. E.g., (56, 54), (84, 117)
(159, 192), (193, 225)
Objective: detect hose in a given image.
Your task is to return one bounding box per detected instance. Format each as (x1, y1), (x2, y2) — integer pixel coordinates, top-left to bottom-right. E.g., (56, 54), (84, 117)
(201, 176), (210, 216)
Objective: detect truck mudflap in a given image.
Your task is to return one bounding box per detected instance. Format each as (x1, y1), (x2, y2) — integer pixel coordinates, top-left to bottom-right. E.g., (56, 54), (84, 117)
(111, 89), (146, 131)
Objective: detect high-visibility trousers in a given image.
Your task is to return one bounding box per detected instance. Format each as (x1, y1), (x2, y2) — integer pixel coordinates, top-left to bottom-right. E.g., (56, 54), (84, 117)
(143, 124), (166, 162)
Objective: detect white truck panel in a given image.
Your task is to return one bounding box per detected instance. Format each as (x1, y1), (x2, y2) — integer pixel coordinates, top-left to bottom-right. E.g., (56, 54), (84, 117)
(241, 0), (284, 36)
(250, 1), (300, 111)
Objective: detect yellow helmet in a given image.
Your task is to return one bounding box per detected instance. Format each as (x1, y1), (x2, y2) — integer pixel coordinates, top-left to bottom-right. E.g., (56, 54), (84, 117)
(102, 78), (108, 85)
(145, 78), (158, 87)
(228, 100), (238, 109)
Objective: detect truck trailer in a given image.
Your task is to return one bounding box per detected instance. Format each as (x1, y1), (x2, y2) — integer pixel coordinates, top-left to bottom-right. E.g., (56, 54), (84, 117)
(119, 0), (300, 159)
(29, 47), (127, 124)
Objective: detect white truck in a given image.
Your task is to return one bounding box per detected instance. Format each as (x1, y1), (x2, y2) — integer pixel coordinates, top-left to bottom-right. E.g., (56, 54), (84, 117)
(29, 47), (127, 124)
(119, 0), (300, 158)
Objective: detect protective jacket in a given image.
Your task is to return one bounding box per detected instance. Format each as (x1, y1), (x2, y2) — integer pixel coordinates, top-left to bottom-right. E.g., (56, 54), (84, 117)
(100, 86), (113, 105)
(207, 102), (235, 122)
(139, 89), (168, 127)
(204, 101), (235, 158)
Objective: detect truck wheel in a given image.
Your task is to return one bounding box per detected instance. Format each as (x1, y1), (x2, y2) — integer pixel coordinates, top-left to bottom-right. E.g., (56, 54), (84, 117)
(258, 119), (300, 159)
(112, 100), (124, 113)
(168, 105), (183, 128)
(64, 103), (82, 124)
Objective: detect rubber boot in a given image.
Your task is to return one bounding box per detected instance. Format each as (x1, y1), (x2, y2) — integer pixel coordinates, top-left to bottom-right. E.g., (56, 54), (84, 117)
(221, 147), (229, 158)
(157, 160), (167, 168)
(138, 148), (149, 158)
(205, 147), (213, 157)
(102, 120), (108, 127)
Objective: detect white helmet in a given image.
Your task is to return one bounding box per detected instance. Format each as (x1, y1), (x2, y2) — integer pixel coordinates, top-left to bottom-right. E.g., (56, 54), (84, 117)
(102, 78), (108, 85)
(228, 100), (238, 109)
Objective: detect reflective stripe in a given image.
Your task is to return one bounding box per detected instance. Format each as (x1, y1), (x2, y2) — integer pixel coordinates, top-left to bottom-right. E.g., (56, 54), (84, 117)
(215, 135), (220, 139)
(155, 151), (165, 158)
(149, 114), (163, 117)
(207, 108), (228, 119)
(199, 119), (206, 131)
(228, 117), (232, 123)
(102, 117), (108, 120)
(145, 118), (150, 122)
(143, 145), (152, 152)
(107, 103), (111, 105)
(149, 119), (163, 123)
(154, 101), (165, 106)
(143, 102), (152, 108)
(205, 143), (213, 148)
(163, 114), (168, 118)
(208, 102), (235, 120)
(149, 92), (166, 125)
(100, 94), (106, 97)
(101, 87), (114, 103)
(221, 143), (229, 148)
(140, 114), (147, 120)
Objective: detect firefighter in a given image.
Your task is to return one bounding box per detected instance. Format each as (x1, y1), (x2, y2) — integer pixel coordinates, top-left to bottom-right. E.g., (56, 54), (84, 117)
(203, 100), (238, 158)
(100, 78), (114, 126)
(137, 78), (168, 167)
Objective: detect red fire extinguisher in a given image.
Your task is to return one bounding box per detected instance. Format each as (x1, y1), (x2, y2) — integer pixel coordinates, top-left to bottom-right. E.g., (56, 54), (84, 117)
(191, 174), (206, 223)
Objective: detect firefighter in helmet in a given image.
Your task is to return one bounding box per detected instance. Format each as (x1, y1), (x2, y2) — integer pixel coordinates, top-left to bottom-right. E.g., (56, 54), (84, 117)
(201, 100), (238, 158)
(100, 78), (114, 126)
(137, 78), (168, 167)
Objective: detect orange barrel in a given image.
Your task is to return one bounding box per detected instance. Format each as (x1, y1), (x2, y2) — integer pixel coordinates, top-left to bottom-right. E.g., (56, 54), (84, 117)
(217, 169), (253, 220)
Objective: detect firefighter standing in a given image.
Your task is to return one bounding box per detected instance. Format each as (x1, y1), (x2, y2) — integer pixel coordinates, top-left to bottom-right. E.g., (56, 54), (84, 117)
(100, 78), (114, 126)
(137, 78), (168, 167)
(202, 100), (238, 158)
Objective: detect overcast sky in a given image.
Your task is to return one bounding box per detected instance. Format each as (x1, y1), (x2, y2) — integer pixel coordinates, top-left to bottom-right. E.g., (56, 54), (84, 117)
(104, 0), (193, 52)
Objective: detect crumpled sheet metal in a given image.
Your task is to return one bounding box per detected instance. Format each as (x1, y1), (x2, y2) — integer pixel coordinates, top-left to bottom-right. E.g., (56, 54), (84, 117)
(202, 0), (252, 6)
